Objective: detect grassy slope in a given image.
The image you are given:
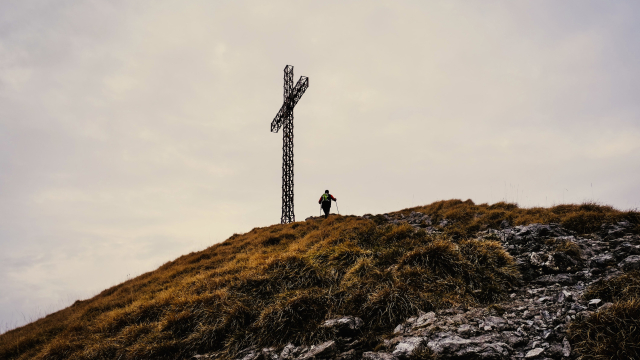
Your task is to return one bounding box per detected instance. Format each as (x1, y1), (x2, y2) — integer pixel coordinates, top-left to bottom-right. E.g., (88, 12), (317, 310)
(0, 200), (638, 360)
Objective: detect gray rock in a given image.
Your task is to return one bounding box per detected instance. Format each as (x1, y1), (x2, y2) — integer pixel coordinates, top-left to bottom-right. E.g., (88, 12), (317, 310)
(534, 274), (576, 285)
(553, 251), (579, 268)
(588, 298), (601, 307)
(525, 348), (544, 358)
(280, 346), (294, 360)
(394, 311), (435, 333)
(483, 316), (507, 330)
(613, 243), (640, 260)
(362, 352), (398, 360)
(321, 316), (364, 333)
(192, 355), (216, 359)
(300, 341), (337, 359)
(280, 343), (308, 360)
(562, 337), (571, 357)
(392, 337), (426, 358)
(545, 344), (564, 358)
(460, 342), (512, 359)
(601, 222), (629, 238)
(502, 332), (527, 347)
(598, 302), (614, 312)
(593, 253), (616, 267)
(515, 224), (568, 239)
(556, 290), (572, 304)
(336, 349), (356, 360)
(571, 303), (587, 312)
(393, 323), (408, 334)
(280, 344), (301, 360)
(619, 255), (640, 271)
(427, 333), (511, 359)
(261, 348), (279, 360)
(457, 324), (474, 336)
(530, 253), (546, 267)
(414, 311), (436, 327)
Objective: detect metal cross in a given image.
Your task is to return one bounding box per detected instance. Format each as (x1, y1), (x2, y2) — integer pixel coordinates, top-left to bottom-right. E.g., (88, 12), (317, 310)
(270, 65), (309, 224)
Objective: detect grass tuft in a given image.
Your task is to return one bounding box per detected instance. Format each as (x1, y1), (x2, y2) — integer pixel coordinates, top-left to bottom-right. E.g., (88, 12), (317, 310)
(583, 270), (640, 303)
(568, 271), (640, 359)
(569, 299), (640, 360)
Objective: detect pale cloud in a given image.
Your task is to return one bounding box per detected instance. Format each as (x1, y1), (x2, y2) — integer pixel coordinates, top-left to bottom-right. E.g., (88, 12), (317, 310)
(1, 0), (640, 332)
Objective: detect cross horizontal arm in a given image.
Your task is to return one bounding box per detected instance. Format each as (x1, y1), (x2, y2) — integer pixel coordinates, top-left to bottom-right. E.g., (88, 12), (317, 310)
(270, 76), (309, 133)
(287, 76), (309, 111)
(271, 103), (288, 133)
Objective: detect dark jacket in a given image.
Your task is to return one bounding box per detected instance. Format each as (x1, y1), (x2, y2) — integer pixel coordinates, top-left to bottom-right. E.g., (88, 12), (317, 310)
(319, 194), (337, 207)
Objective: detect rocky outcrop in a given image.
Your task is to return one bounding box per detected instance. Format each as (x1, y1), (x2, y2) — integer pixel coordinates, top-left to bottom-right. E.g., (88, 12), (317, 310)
(193, 217), (639, 360)
(321, 316), (364, 336)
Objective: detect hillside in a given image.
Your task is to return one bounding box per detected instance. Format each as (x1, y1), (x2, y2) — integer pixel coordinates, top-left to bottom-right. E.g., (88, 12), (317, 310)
(1, 200), (639, 360)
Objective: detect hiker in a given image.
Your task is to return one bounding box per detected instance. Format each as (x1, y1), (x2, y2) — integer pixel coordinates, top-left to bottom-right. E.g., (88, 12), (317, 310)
(318, 190), (337, 219)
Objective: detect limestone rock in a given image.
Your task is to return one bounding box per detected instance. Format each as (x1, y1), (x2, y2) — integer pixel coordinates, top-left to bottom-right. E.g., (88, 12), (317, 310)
(394, 311), (435, 334)
(362, 352), (398, 360)
(534, 274), (576, 285)
(457, 324), (474, 336)
(280, 343), (308, 360)
(426, 333), (511, 359)
(588, 298), (601, 308)
(261, 348), (279, 360)
(321, 316), (364, 335)
(562, 337), (571, 357)
(392, 337), (426, 358)
(619, 255), (640, 271)
(613, 242), (640, 260)
(593, 253), (616, 267)
(336, 349), (356, 360)
(299, 341), (337, 359)
(525, 347), (544, 358)
(483, 316), (507, 331)
(414, 311), (436, 327)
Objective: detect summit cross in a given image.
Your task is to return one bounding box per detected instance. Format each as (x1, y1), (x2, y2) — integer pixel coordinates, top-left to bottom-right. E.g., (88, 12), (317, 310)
(270, 65), (309, 224)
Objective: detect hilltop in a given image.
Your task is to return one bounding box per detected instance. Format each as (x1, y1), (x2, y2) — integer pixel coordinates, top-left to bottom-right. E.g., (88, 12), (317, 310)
(1, 200), (639, 360)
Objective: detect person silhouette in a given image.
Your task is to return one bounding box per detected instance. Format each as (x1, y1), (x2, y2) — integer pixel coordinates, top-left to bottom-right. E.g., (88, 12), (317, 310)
(318, 190), (337, 219)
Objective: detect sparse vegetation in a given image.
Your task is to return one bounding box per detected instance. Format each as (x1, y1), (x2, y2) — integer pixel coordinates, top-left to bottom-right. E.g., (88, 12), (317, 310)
(569, 271), (640, 360)
(0, 199), (638, 360)
(582, 270), (640, 303)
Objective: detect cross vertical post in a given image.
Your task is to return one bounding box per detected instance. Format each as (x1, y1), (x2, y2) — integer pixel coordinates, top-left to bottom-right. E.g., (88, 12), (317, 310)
(270, 65), (309, 224)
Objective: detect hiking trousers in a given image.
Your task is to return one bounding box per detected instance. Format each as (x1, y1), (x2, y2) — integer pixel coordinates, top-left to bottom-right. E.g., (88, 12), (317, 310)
(321, 203), (331, 218)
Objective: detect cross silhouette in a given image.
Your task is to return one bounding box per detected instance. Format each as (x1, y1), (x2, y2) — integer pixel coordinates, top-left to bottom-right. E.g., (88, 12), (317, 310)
(271, 65), (309, 224)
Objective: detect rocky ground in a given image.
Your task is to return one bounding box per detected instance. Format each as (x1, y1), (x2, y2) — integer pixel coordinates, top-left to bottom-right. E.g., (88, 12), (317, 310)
(194, 213), (640, 360)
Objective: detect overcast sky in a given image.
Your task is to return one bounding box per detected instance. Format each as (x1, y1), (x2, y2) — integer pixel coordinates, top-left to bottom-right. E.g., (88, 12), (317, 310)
(1, 0), (639, 332)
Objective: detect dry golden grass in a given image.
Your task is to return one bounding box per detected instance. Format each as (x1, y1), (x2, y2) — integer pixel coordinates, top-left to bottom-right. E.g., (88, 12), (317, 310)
(569, 271), (640, 360)
(0, 200), (637, 360)
(583, 270), (640, 303)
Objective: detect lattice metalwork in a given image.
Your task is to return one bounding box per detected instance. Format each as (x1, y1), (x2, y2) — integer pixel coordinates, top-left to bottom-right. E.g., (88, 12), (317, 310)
(271, 65), (309, 224)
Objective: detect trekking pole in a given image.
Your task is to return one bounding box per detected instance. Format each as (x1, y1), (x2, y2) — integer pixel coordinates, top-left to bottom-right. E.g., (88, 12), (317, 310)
(336, 200), (340, 215)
